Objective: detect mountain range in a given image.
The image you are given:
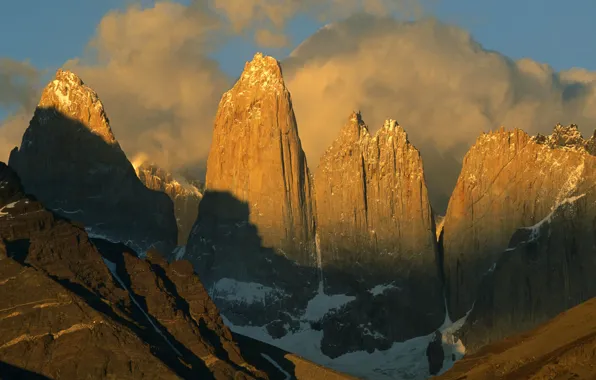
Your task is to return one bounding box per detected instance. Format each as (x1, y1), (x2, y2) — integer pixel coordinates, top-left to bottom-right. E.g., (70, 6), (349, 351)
(2, 52), (596, 379)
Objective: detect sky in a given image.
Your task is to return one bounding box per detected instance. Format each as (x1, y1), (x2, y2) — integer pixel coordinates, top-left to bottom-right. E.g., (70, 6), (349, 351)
(2, 0), (596, 212)
(2, 0), (595, 79)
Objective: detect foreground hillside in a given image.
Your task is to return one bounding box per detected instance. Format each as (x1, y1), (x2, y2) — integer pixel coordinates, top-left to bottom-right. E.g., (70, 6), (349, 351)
(436, 297), (596, 379)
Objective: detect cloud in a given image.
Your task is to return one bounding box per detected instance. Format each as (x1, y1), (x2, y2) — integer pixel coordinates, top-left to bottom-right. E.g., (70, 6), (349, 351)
(63, 1), (231, 171)
(0, 59), (43, 162)
(0, 0), (432, 172)
(254, 28), (290, 48)
(282, 14), (596, 212)
(0, 59), (40, 110)
(210, 0), (428, 47)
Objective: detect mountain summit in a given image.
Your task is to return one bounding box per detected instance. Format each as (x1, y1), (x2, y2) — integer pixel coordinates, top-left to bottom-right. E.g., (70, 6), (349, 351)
(9, 69), (177, 255)
(40, 69), (117, 144)
(314, 112), (444, 354)
(189, 52), (316, 267)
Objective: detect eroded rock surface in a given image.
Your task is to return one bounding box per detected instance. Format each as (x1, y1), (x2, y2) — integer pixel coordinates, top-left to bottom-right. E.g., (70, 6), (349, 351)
(189, 52), (316, 267)
(0, 162), (267, 379)
(135, 162), (202, 245)
(442, 124), (596, 326)
(457, 186), (596, 354)
(313, 112), (444, 354)
(185, 54), (319, 344)
(8, 69), (177, 255)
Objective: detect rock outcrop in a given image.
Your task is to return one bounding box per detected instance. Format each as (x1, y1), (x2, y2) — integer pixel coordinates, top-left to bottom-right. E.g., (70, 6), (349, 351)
(456, 176), (596, 353)
(185, 54), (319, 339)
(8, 69), (177, 255)
(189, 52), (316, 268)
(0, 162), (267, 379)
(313, 112), (444, 351)
(442, 124), (596, 323)
(135, 162), (202, 245)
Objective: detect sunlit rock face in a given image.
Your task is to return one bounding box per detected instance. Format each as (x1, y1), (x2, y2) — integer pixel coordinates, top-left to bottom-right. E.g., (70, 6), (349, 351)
(313, 111), (444, 350)
(442, 124), (596, 352)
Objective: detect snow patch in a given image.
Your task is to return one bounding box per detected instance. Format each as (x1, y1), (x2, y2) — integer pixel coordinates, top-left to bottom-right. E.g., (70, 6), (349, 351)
(368, 283), (400, 296)
(225, 307), (470, 380)
(303, 290), (355, 321)
(209, 278), (286, 305)
(172, 246), (186, 260)
(523, 194), (586, 241)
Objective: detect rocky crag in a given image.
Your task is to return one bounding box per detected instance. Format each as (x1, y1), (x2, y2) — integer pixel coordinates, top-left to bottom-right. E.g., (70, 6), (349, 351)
(0, 161), (354, 380)
(189, 52), (316, 267)
(185, 53), (320, 344)
(135, 162), (202, 245)
(8, 69), (177, 255)
(314, 112), (444, 354)
(442, 124), (596, 353)
(186, 53), (448, 370)
(0, 162), (267, 379)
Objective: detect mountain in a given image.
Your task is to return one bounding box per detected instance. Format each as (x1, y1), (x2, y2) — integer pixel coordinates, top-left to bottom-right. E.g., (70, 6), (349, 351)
(134, 162), (202, 245)
(8, 69), (177, 255)
(185, 53), (320, 347)
(0, 161), (355, 380)
(314, 111), (444, 354)
(0, 162), (266, 379)
(189, 52), (316, 268)
(184, 54), (462, 380)
(436, 297), (596, 379)
(441, 125), (596, 352)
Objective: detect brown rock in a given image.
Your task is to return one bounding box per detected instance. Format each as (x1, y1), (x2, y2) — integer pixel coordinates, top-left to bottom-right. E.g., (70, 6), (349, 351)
(136, 162), (202, 245)
(456, 183), (596, 353)
(196, 52), (316, 266)
(0, 162), (268, 379)
(315, 112), (439, 282)
(313, 112), (444, 346)
(442, 125), (596, 321)
(8, 69), (177, 255)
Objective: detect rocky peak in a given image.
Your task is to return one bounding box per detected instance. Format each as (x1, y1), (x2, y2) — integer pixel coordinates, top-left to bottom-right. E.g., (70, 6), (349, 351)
(239, 52), (284, 89)
(0, 162), (274, 379)
(135, 162), (202, 199)
(314, 112), (443, 353)
(134, 161), (202, 246)
(342, 111), (370, 142)
(187, 52), (316, 266)
(9, 71), (178, 255)
(40, 69), (116, 144)
(532, 123), (594, 153)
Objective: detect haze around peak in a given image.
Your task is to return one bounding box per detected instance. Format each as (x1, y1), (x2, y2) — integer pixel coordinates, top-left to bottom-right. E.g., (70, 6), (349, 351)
(2, 1), (596, 211)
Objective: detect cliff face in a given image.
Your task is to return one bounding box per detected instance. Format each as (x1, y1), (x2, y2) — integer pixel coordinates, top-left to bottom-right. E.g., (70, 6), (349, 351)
(185, 54), (320, 348)
(314, 112), (444, 346)
(135, 162), (202, 245)
(193, 52), (316, 267)
(8, 69), (177, 255)
(442, 125), (596, 322)
(0, 162), (267, 379)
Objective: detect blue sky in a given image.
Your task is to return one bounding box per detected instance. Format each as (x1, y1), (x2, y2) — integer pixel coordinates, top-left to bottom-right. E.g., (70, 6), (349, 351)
(1, 0), (596, 119)
(2, 0), (596, 74)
